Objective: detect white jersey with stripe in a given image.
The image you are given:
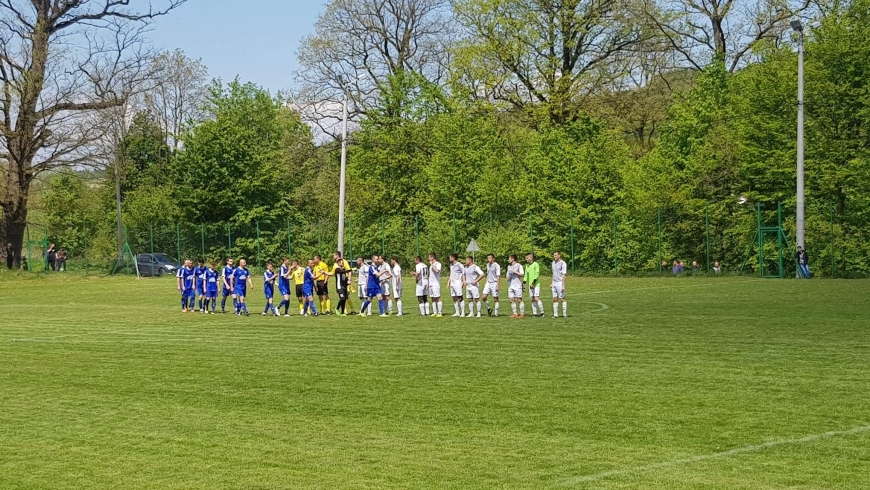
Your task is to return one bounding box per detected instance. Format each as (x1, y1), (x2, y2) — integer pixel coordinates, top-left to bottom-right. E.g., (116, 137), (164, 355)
(552, 260), (567, 283)
(486, 262), (501, 283)
(415, 263), (429, 287)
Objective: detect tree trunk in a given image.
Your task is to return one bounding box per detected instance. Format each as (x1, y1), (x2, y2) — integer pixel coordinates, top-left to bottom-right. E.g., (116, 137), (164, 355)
(712, 16), (726, 61)
(1, 187), (29, 269)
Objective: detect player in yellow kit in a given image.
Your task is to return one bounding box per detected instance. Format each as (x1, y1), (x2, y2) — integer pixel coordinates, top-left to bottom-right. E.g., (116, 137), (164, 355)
(312, 254), (332, 314)
(290, 260), (306, 315)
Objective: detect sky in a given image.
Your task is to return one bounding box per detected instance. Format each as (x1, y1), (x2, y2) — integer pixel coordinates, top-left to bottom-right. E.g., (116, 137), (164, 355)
(148, 0), (325, 94)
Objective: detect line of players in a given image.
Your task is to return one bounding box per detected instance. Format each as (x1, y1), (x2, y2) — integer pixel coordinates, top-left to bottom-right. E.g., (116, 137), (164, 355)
(176, 250), (570, 318)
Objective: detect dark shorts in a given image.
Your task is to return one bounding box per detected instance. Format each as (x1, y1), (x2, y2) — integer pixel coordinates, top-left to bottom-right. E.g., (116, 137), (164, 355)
(316, 281), (328, 296)
(234, 288), (247, 298)
(279, 281), (290, 296)
(303, 287), (314, 298)
(366, 287), (382, 298)
(206, 290), (218, 299)
(295, 284), (304, 298)
(223, 287), (232, 297)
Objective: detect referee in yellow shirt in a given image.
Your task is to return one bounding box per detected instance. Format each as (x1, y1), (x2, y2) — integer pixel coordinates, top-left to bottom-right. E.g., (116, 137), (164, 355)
(312, 254), (331, 314)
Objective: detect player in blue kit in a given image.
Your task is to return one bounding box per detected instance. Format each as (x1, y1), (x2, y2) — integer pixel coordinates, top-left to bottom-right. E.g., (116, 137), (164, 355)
(302, 259), (319, 316)
(233, 258), (254, 316)
(193, 259), (207, 312)
(262, 261), (280, 316)
(276, 257), (292, 317)
(220, 257), (236, 314)
(361, 255), (387, 317)
(176, 259), (196, 313)
(204, 261), (219, 314)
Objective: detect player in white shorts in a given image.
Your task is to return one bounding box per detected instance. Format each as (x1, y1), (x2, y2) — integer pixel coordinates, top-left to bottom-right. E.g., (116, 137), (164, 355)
(376, 255), (393, 314)
(462, 256), (484, 317)
(481, 254), (501, 317)
(390, 256), (403, 316)
(506, 254), (525, 318)
(355, 257), (371, 315)
(448, 254), (466, 317)
(428, 253), (443, 317)
(551, 251), (568, 318)
(411, 256), (430, 316)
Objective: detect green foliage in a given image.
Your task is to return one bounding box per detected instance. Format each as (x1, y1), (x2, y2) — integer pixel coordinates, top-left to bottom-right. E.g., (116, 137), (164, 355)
(42, 172), (102, 256)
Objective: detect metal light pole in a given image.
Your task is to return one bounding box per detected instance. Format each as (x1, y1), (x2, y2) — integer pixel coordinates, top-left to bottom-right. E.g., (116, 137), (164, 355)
(791, 20), (805, 277)
(337, 86), (349, 255)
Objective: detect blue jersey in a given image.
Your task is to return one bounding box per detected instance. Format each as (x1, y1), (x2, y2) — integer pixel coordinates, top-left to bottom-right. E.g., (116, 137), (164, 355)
(233, 267), (250, 294)
(264, 270), (276, 297)
(205, 268), (219, 294)
(303, 267), (316, 293)
(367, 265), (381, 290)
(193, 266), (207, 291)
(222, 265), (235, 291)
(177, 266), (195, 291)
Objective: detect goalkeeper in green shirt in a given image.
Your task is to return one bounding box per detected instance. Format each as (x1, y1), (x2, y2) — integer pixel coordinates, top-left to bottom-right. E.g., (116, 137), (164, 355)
(524, 253), (545, 317)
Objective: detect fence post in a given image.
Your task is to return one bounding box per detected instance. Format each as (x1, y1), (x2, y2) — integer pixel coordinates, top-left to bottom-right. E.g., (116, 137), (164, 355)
(777, 202), (784, 278)
(452, 213), (456, 253)
(287, 219), (293, 257)
(705, 205), (711, 273)
(756, 203), (763, 277)
(256, 220), (261, 268)
(227, 223), (232, 258)
(200, 223), (206, 259)
(415, 215), (420, 258)
(529, 212), (534, 254)
(489, 212), (494, 256)
(658, 209), (663, 274)
(380, 216), (385, 256)
(831, 203), (835, 278)
(124, 226), (130, 275)
(150, 224), (155, 277)
(84, 235), (89, 277)
(176, 223), (181, 265)
(570, 210), (575, 272)
(612, 209), (618, 273)
(318, 218), (323, 256)
(347, 218), (353, 261)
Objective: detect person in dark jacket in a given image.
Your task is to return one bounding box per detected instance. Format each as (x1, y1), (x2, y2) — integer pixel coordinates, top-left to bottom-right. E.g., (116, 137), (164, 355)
(4, 243), (14, 270)
(46, 244), (57, 271)
(796, 246), (810, 278)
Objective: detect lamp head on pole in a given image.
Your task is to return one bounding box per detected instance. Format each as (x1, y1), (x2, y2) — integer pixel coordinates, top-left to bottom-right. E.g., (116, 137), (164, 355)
(790, 20), (803, 33)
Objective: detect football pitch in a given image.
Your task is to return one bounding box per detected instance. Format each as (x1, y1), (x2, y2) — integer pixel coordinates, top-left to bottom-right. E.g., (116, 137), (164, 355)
(1, 275), (868, 489)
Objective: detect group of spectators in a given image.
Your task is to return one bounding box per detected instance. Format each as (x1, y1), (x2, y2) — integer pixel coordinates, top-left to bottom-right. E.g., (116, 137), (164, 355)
(3, 243), (67, 271)
(664, 259), (722, 275)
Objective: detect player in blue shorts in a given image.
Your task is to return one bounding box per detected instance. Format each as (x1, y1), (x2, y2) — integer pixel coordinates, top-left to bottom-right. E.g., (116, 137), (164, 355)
(277, 257), (292, 317)
(220, 258), (235, 314)
(262, 261), (280, 316)
(302, 259), (319, 316)
(361, 255), (387, 317)
(204, 261), (219, 314)
(176, 259), (195, 313)
(193, 259), (207, 312)
(233, 258), (253, 316)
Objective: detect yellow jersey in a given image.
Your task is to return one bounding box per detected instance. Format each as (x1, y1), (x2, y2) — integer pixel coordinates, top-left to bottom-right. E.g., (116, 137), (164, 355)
(291, 268), (305, 286)
(331, 259), (351, 275)
(313, 261), (329, 282)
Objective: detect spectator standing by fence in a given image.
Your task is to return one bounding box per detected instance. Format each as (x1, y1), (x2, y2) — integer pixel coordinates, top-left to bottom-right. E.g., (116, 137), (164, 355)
(57, 249), (68, 271)
(796, 246), (810, 278)
(4, 243), (13, 270)
(46, 244), (57, 271)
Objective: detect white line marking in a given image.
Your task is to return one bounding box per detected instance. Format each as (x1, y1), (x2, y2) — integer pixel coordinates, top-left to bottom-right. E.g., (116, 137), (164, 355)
(562, 423), (870, 486)
(580, 302), (608, 314)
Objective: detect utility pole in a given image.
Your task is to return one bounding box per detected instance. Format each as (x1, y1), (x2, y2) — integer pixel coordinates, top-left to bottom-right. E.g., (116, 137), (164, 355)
(337, 83), (349, 255)
(791, 20), (805, 277)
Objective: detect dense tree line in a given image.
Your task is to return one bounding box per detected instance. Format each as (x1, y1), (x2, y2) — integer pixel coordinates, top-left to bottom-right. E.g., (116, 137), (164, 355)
(21, 0), (870, 276)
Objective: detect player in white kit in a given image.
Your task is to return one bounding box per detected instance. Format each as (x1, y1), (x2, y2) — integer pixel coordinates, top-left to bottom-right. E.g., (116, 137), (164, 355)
(506, 254), (525, 318)
(411, 256), (430, 316)
(356, 257), (372, 315)
(551, 251), (568, 318)
(462, 256), (485, 317)
(448, 254), (466, 317)
(428, 253), (443, 317)
(376, 255), (393, 314)
(481, 254), (501, 317)
(390, 256), (403, 316)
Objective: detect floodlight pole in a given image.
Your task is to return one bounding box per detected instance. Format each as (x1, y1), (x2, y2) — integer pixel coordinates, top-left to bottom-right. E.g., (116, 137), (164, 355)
(793, 21), (806, 277)
(337, 87), (349, 255)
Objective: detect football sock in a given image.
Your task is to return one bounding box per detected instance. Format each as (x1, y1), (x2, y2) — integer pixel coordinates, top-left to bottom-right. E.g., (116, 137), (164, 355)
(221, 296), (227, 311)
(264, 302), (270, 314)
(531, 302), (538, 316)
(181, 295), (187, 310)
(326, 299), (332, 312)
(388, 299), (395, 314)
(438, 301), (444, 315)
(396, 300), (402, 314)
(459, 301), (465, 315)
(553, 303), (559, 317)
(242, 302), (249, 314)
(309, 301), (317, 315)
(303, 301), (309, 315)
(562, 302), (567, 317)
(511, 302), (517, 315)
(494, 302), (500, 316)
(537, 301), (544, 315)
(419, 303), (426, 316)
(198, 299), (203, 310)
(361, 300), (371, 314)
(520, 303), (525, 315)
(378, 300), (385, 315)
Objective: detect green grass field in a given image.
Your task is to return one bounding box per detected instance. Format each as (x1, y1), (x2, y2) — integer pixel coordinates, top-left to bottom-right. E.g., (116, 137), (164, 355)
(1, 274), (868, 489)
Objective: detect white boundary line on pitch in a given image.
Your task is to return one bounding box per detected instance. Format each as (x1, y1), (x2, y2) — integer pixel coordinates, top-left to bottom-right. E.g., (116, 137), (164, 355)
(562, 423), (870, 486)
